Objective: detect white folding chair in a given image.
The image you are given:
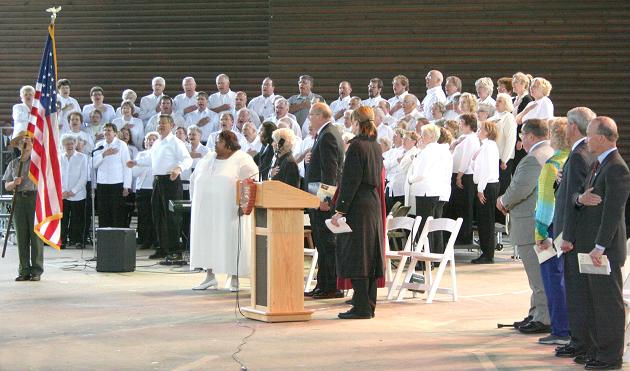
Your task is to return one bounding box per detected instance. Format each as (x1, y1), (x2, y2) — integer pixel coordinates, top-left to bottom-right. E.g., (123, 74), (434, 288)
(622, 239), (630, 362)
(396, 217), (463, 303)
(384, 215), (422, 300)
(303, 214), (318, 293)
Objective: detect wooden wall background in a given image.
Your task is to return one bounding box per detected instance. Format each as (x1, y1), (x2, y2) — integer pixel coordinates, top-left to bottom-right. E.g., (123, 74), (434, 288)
(2, 1), (629, 158)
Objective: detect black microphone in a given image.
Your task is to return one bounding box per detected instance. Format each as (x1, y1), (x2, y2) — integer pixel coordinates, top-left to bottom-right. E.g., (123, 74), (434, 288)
(91, 145), (104, 154)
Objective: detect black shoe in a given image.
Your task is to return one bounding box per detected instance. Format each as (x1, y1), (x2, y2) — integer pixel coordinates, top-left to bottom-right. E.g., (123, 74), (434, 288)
(345, 299), (354, 305)
(555, 345), (580, 358)
(304, 288), (322, 297)
(584, 359), (622, 370)
(338, 309), (372, 319)
(313, 290), (344, 299)
(471, 256), (494, 264)
(574, 354), (592, 365)
(148, 250), (166, 259)
(139, 244), (153, 250)
(15, 275), (30, 281)
(513, 315), (533, 328)
(30, 275), (41, 281)
(518, 321), (551, 334)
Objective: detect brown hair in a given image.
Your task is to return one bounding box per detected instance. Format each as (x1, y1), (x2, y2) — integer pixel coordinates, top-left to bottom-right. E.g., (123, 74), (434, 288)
(438, 127), (453, 144)
(350, 106), (377, 138)
(459, 113), (478, 132)
(497, 77), (513, 93)
(218, 130), (241, 151)
(480, 120), (498, 141)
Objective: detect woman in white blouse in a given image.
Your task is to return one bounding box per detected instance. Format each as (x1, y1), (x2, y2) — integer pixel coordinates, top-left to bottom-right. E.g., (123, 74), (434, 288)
(12, 85), (35, 140)
(113, 100), (144, 148)
(383, 128), (405, 212)
(515, 77), (554, 124)
(407, 124), (453, 253)
(390, 131), (420, 210)
(492, 93), (517, 204)
(472, 120), (500, 264)
(475, 77), (496, 107)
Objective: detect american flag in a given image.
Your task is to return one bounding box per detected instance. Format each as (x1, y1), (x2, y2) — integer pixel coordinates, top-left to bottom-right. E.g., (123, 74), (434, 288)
(27, 24), (63, 249)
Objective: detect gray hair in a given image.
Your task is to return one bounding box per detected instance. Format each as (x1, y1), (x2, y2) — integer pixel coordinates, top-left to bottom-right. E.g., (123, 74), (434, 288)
(20, 85), (35, 97)
(152, 76), (165, 87)
(567, 107), (596, 136)
(475, 77), (494, 93)
(478, 103), (496, 117)
(61, 134), (77, 145)
(421, 123), (441, 143)
(186, 125), (202, 136)
(378, 136), (392, 150)
(496, 93), (514, 112)
(145, 131), (159, 140)
(271, 127), (296, 152)
(121, 89), (137, 101)
(216, 73), (230, 83)
(274, 97), (289, 107)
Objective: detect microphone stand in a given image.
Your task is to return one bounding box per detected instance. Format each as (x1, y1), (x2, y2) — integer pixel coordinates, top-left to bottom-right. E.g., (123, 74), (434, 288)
(87, 145), (103, 260)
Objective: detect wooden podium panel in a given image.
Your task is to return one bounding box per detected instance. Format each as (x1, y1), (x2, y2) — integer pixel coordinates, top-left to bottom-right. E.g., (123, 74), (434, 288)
(240, 181), (318, 323)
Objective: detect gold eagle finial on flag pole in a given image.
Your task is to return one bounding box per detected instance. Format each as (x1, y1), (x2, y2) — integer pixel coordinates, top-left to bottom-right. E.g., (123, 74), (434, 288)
(46, 6), (62, 24)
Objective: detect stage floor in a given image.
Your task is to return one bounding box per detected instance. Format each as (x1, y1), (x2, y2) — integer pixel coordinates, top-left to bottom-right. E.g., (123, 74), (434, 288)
(0, 243), (611, 370)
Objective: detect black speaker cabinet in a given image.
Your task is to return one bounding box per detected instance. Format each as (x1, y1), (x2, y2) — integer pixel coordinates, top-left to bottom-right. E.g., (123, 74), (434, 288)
(96, 228), (136, 272)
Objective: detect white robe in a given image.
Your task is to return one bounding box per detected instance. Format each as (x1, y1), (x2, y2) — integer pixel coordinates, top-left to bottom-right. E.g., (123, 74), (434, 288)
(189, 151), (258, 275)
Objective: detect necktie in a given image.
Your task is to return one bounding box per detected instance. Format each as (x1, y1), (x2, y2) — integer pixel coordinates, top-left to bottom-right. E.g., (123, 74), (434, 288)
(587, 160), (600, 186)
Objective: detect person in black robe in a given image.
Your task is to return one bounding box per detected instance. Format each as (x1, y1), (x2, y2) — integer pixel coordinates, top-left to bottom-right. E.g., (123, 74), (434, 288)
(331, 106), (384, 319)
(254, 121), (276, 181)
(270, 128), (300, 188)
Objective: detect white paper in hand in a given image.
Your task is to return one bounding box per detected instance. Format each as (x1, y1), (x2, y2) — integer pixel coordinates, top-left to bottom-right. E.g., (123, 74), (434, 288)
(534, 244), (556, 264)
(577, 253), (611, 275)
(325, 217), (352, 234)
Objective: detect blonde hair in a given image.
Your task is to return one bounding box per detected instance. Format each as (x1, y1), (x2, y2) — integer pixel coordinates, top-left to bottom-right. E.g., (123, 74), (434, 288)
(421, 124), (441, 143)
(496, 93), (514, 112)
(475, 77), (494, 94)
(459, 92), (478, 114)
(532, 77), (552, 96)
(480, 120), (498, 141)
(549, 117), (570, 151)
(512, 72), (531, 90)
(271, 127), (296, 152)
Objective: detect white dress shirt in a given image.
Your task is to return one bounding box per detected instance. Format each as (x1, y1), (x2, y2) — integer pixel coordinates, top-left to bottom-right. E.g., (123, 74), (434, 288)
(82, 104), (116, 127)
(422, 86), (447, 120)
(184, 108), (219, 141)
(444, 92), (461, 121)
(403, 108), (425, 131)
(135, 132), (192, 176)
(522, 96), (554, 121)
(57, 95), (81, 134)
(173, 92), (199, 116)
(383, 146), (404, 194)
(208, 90), (237, 117)
(205, 130), (248, 151)
(242, 136), (262, 155)
(297, 134), (315, 178)
(181, 142), (210, 190)
(92, 137), (132, 188)
(438, 143), (453, 202)
(407, 142), (453, 197)
(67, 129), (95, 154)
(330, 96), (351, 124)
(392, 146), (419, 198)
(473, 139), (500, 192)
(61, 151), (88, 201)
(112, 117), (145, 150)
(12, 103), (31, 138)
(115, 104), (141, 118)
(452, 132), (480, 175)
(248, 94), (276, 122)
(139, 93), (164, 122)
(145, 112), (186, 133)
(362, 95), (387, 108)
(376, 123), (394, 142)
(266, 114), (303, 139)
(388, 91), (409, 121)
(478, 95), (496, 107)
(491, 111), (517, 163)
(131, 150), (154, 191)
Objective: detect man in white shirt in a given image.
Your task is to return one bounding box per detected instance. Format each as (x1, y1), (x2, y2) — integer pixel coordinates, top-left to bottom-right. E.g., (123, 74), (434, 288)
(139, 77), (166, 124)
(145, 96), (186, 133)
(401, 94), (425, 131)
(421, 70), (447, 120)
(241, 122), (261, 156)
(374, 108), (393, 142)
(56, 79), (81, 135)
(331, 81), (352, 124)
(288, 75), (325, 128)
(82, 86), (116, 127)
(127, 115), (192, 260)
(388, 75), (410, 121)
(92, 123), (132, 228)
(173, 77), (198, 116)
(378, 100), (396, 127)
(362, 78), (387, 108)
(266, 98), (301, 138)
(184, 92), (218, 144)
(60, 134), (87, 248)
(247, 77), (277, 123)
(208, 74), (237, 117)
(206, 113), (248, 151)
(235, 91), (261, 128)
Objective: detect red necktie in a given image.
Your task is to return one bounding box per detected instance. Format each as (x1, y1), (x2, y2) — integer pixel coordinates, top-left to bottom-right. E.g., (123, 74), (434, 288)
(588, 160), (600, 186)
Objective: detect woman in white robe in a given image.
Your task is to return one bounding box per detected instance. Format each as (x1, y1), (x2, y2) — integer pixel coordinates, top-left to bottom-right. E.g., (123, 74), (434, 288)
(189, 130), (258, 291)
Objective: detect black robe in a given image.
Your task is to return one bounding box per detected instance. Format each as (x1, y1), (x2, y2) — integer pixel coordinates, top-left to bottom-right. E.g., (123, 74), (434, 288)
(334, 135), (384, 279)
(271, 152), (300, 188)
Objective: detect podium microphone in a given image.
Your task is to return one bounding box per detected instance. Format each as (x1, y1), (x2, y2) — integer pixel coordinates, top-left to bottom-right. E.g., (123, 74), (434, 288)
(91, 145), (104, 154)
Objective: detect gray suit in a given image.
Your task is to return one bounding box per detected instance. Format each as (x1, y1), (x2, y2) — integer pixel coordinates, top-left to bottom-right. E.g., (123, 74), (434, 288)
(501, 140), (554, 324)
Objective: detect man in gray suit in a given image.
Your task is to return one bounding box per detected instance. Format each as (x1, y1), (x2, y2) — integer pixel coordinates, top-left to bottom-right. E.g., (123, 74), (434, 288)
(497, 119), (554, 334)
(553, 107), (596, 358)
(561, 117), (630, 370)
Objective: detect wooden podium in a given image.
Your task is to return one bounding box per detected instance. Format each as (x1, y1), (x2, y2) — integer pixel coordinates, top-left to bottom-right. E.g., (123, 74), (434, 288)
(240, 180), (319, 323)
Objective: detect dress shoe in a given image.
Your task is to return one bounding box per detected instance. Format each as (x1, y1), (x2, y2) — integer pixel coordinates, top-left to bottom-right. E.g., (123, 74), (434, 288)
(471, 256), (494, 264)
(15, 275), (30, 281)
(313, 290), (344, 299)
(513, 315), (533, 328)
(538, 334), (570, 345)
(555, 345), (580, 358)
(192, 278), (218, 290)
(518, 321), (551, 334)
(304, 288), (322, 297)
(338, 309), (372, 319)
(148, 250), (167, 259)
(345, 299), (354, 305)
(574, 354), (592, 365)
(30, 275), (41, 281)
(584, 359), (622, 370)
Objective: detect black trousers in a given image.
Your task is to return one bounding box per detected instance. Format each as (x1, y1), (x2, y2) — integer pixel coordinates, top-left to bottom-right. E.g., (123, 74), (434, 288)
(84, 182), (93, 243)
(414, 196), (443, 253)
(351, 277), (377, 316)
(152, 175), (183, 254)
(310, 208), (337, 292)
(136, 189), (157, 248)
(444, 173), (475, 244)
(497, 160), (513, 225)
(61, 199), (85, 245)
(475, 182), (499, 259)
(96, 183), (126, 228)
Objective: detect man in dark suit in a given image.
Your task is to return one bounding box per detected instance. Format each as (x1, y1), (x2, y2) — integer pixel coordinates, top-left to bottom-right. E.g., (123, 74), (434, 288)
(304, 102), (344, 299)
(552, 107), (596, 357)
(562, 116), (630, 370)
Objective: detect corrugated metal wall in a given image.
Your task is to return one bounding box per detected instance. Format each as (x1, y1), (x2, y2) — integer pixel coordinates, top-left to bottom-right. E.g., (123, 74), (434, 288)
(2, 1), (629, 157)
